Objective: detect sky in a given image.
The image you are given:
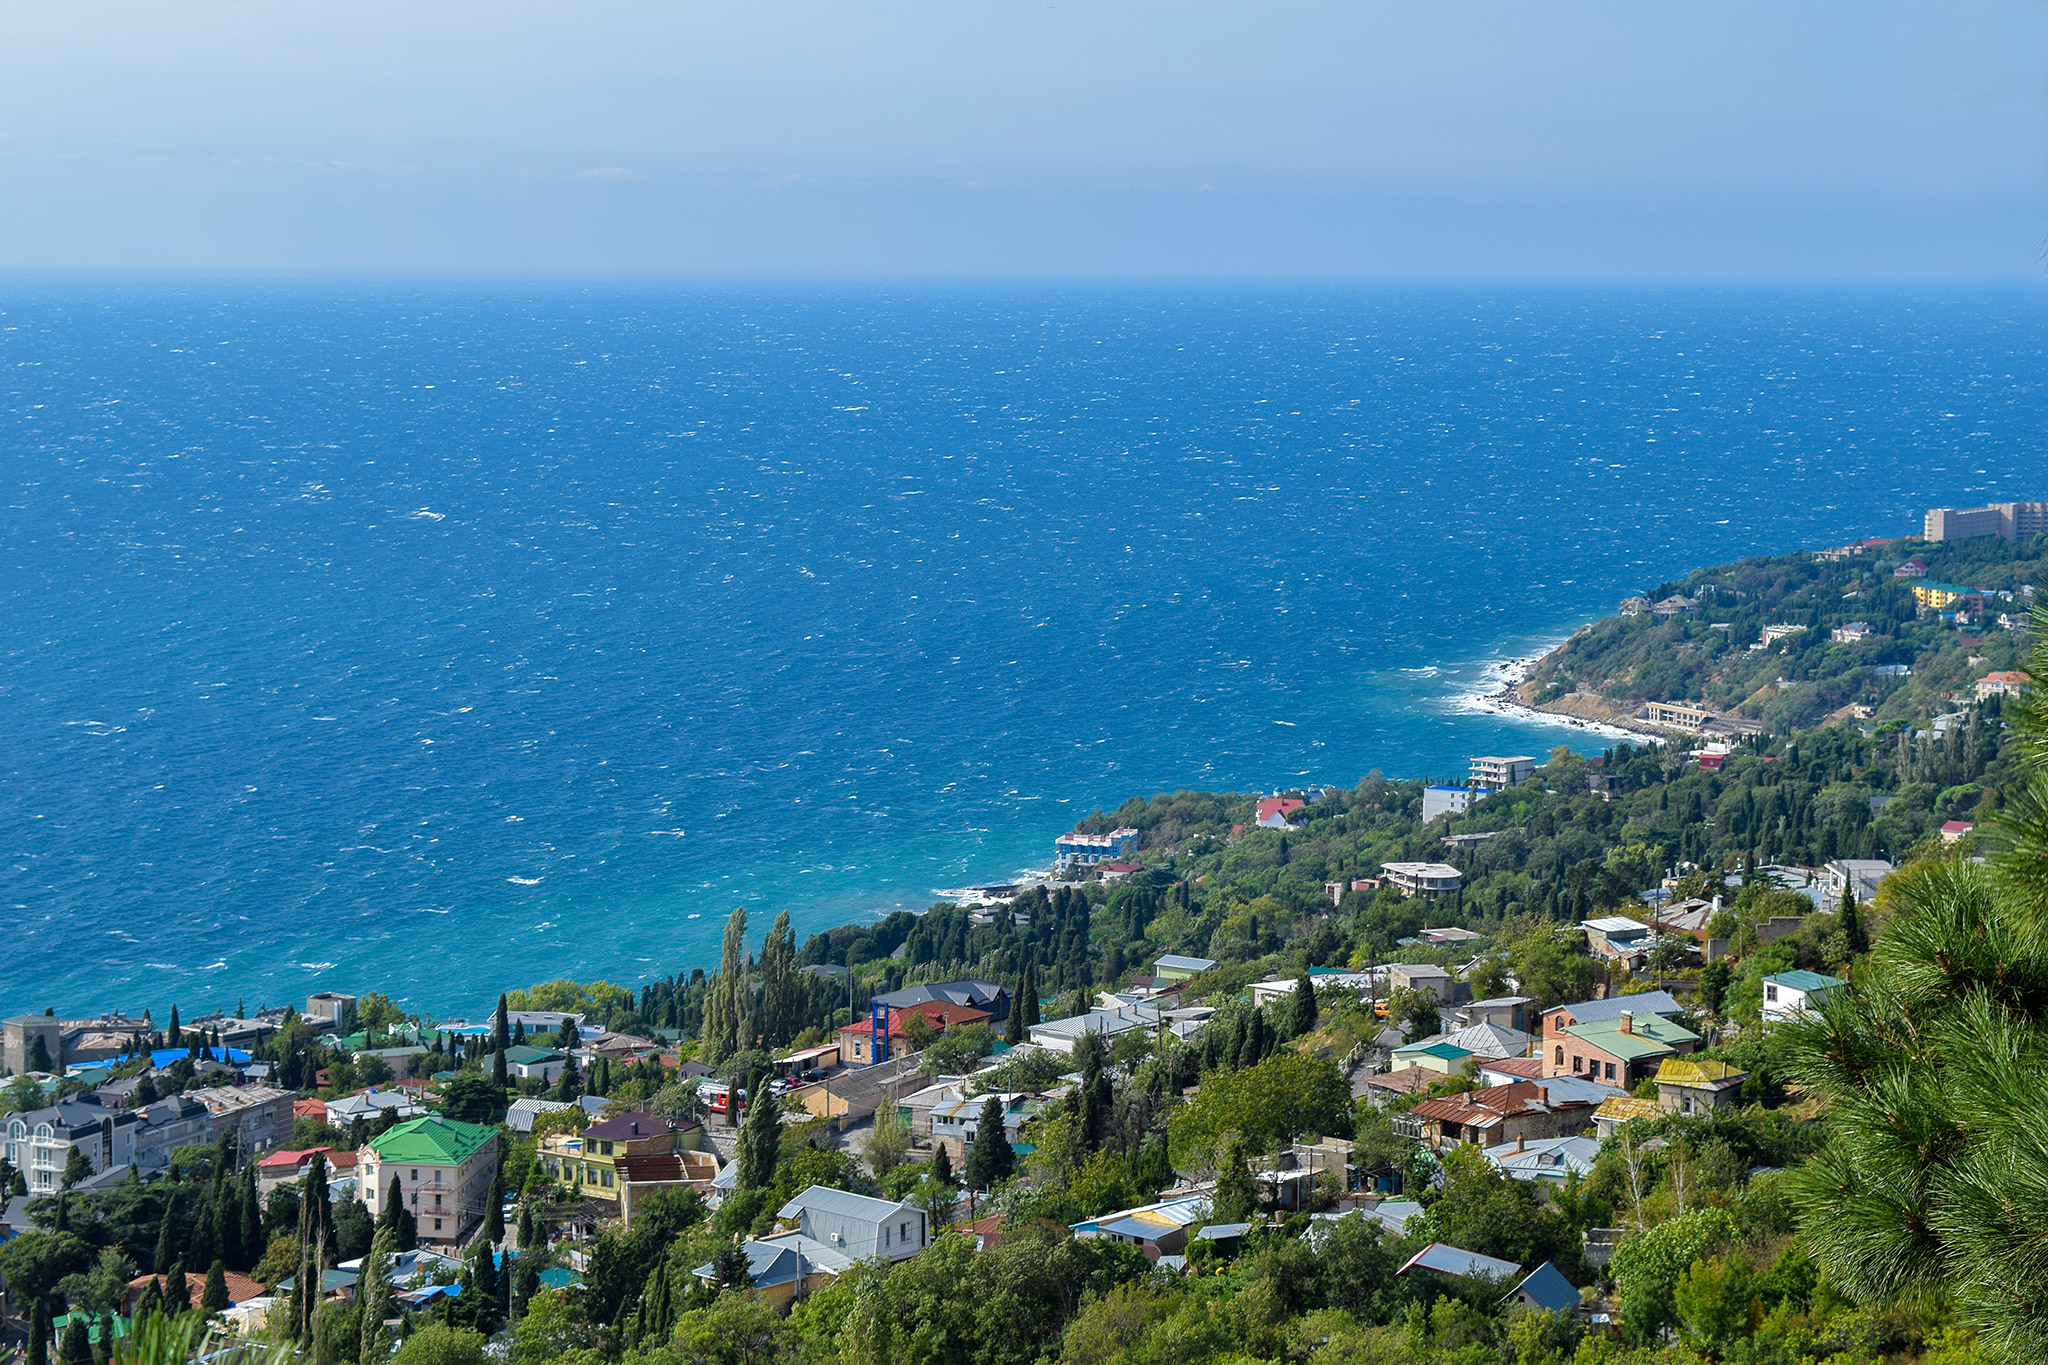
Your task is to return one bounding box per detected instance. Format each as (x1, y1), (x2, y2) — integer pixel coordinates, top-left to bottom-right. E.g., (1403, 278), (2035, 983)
(1, 1), (2045, 278)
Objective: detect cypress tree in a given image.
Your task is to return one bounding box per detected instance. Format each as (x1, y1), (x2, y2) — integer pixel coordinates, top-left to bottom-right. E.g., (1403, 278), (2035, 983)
(201, 1261), (230, 1315)
(358, 1226), (396, 1365)
(513, 1258), (540, 1320)
(516, 1201), (536, 1252)
(167, 1005), (181, 1049)
(737, 1080), (781, 1190)
(964, 1094), (1014, 1190)
(94, 1315), (113, 1365)
(1004, 981), (1024, 1044)
(133, 1278), (163, 1327)
(28, 1301), (48, 1365)
(293, 1155), (332, 1344)
(57, 1313), (89, 1365)
(1288, 972), (1319, 1039)
(1840, 881), (1864, 954)
(1021, 963), (1040, 1027)
(930, 1140), (954, 1188)
(702, 907), (749, 1063)
(467, 1240), (501, 1335)
(236, 1166), (263, 1273)
(481, 1169), (504, 1246)
(164, 1262), (189, 1317)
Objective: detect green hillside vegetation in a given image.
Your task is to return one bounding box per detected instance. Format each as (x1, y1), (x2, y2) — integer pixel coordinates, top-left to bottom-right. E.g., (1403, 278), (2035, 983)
(1520, 536), (2044, 730)
(16, 585), (2048, 1365)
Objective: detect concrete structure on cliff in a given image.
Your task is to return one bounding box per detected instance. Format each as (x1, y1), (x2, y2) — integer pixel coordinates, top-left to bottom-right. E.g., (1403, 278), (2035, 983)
(1924, 500), (2048, 542)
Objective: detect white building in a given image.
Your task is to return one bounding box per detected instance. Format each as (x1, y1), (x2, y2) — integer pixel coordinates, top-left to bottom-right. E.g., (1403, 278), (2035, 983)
(1381, 862), (1463, 900)
(4, 1101), (142, 1196)
(1761, 971), (1846, 1024)
(1469, 756), (1535, 788)
(1422, 785), (1494, 823)
(1821, 859), (1893, 910)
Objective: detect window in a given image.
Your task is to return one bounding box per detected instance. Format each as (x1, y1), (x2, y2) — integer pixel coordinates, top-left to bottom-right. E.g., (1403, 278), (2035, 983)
(1764, 985), (1779, 1002)
(434, 1193), (442, 1208)
(1571, 1055), (1583, 1074)
(602, 1170), (613, 1187)
(1604, 1063), (1616, 1081)
(899, 1221), (908, 1241)
(1554, 1046), (1564, 1065)
(411, 1169), (418, 1180)
(883, 1226), (891, 1247)
(434, 1218), (442, 1231)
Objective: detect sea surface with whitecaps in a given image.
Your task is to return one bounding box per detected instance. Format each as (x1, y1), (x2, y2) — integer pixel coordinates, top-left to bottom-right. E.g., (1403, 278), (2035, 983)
(3, 282), (2043, 1016)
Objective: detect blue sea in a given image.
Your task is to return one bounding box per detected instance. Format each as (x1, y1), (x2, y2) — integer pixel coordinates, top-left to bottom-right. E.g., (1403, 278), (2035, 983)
(4, 283), (2044, 1020)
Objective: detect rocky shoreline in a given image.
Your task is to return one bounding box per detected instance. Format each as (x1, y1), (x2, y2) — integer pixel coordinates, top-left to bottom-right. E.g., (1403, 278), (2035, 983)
(1468, 639), (1676, 745)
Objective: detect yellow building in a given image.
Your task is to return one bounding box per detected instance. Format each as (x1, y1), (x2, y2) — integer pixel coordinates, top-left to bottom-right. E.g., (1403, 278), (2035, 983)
(537, 1110), (690, 1202)
(1911, 581), (1974, 610)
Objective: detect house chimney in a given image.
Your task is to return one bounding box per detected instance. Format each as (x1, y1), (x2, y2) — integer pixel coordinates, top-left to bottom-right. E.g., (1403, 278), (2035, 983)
(1620, 1011), (1633, 1035)
(1711, 894), (1723, 913)
(1516, 1135), (1526, 1153)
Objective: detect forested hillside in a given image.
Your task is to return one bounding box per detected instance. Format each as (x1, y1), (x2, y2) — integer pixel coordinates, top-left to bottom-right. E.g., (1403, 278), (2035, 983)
(1518, 536), (2044, 730)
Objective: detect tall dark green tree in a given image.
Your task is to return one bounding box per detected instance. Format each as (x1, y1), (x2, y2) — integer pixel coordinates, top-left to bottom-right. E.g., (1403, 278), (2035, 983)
(964, 1095), (1014, 1191)
(132, 1278), (163, 1327)
(200, 1262), (229, 1316)
(1288, 972), (1319, 1039)
(516, 1202), (536, 1252)
(1004, 981), (1025, 1045)
(163, 1262), (188, 1317)
(291, 1155), (333, 1344)
(930, 1141), (954, 1189)
(235, 1166), (262, 1273)
(467, 1238), (503, 1334)
(57, 1312), (89, 1365)
(736, 1081), (782, 1190)
(480, 1169), (504, 1247)
(377, 1174), (417, 1252)
(757, 910), (803, 1049)
(27, 1301), (48, 1365)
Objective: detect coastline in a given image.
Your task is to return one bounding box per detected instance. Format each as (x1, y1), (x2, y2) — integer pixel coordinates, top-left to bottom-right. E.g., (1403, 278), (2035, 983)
(1443, 634), (1670, 746)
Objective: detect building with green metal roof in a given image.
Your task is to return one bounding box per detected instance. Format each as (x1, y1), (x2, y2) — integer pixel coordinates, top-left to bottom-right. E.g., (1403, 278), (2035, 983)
(361, 1115), (500, 1250)
(1557, 1011), (1701, 1088)
(1389, 1040), (1477, 1076)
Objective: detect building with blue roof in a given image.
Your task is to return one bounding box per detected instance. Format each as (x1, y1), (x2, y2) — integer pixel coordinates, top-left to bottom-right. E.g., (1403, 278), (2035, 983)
(1506, 1261), (1580, 1316)
(148, 1045), (251, 1068)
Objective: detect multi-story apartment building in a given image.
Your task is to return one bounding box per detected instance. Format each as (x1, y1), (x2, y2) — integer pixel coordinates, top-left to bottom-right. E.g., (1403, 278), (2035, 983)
(1468, 756), (1534, 788)
(1924, 500), (2048, 542)
(4, 1101), (143, 1195)
(360, 1115), (499, 1249)
(537, 1110), (685, 1203)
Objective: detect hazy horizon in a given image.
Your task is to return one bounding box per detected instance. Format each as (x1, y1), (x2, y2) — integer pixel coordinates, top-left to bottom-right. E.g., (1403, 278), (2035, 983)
(4, 1), (2045, 280)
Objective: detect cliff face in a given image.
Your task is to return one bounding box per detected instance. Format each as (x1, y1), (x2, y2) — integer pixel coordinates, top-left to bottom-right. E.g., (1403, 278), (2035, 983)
(1510, 538), (2045, 732)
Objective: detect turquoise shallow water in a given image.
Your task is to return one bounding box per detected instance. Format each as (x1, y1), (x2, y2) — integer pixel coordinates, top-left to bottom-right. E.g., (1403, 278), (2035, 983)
(3, 282), (2044, 1018)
